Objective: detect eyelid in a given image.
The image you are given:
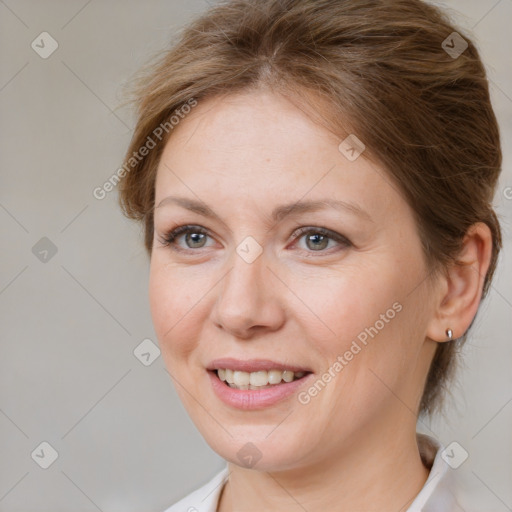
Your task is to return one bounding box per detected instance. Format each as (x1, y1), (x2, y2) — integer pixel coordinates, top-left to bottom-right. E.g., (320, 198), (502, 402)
(157, 224), (212, 250)
(289, 226), (352, 251)
(158, 224), (352, 254)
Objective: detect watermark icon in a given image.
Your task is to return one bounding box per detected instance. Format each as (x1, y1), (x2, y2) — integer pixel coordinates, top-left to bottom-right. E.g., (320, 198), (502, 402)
(134, 338), (161, 366)
(298, 301), (403, 405)
(32, 237), (58, 263)
(339, 134), (365, 161)
(503, 186), (512, 200)
(442, 32), (468, 59)
(31, 441), (59, 469)
(441, 441), (468, 469)
(237, 442), (262, 468)
(31, 32), (59, 59)
(93, 97), (198, 200)
(236, 236), (263, 264)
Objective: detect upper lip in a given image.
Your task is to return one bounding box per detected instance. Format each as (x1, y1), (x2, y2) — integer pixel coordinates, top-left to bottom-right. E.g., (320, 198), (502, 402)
(207, 358), (312, 373)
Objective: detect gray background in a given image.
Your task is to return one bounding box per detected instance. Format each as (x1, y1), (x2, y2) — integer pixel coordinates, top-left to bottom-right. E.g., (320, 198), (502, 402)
(0, 0), (511, 510)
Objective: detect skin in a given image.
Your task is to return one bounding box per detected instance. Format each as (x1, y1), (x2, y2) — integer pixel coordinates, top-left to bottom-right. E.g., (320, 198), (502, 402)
(149, 88), (493, 511)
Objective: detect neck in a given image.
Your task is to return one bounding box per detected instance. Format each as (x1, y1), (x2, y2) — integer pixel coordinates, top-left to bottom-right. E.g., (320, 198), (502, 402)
(218, 421), (429, 512)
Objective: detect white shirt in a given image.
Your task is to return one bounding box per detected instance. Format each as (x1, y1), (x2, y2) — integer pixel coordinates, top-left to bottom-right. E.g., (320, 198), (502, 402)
(163, 433), (465, 512)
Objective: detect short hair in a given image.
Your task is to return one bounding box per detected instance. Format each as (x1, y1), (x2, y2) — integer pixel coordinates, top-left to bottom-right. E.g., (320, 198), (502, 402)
(118, 0), (502, 416)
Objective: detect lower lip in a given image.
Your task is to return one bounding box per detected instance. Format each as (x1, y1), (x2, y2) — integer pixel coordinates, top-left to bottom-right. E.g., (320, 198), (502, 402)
(208, 370), (312, 410)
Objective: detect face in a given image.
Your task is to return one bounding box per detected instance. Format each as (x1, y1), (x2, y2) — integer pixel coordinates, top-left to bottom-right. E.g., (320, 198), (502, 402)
(149, 89), (438, 471)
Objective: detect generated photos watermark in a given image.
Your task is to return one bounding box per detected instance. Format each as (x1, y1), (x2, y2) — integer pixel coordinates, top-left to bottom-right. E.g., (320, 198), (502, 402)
(93, 97), (198, 200)
(298, 301), (403, 405)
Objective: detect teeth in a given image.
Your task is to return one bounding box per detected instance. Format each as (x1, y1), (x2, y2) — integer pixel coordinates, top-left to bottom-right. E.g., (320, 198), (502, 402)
(249, 371), (268, 387)
(233, 371), (250, 386)
(282, 370), (294, 383)
(216, 368), (307, 389)
(268, 370), (283, 384)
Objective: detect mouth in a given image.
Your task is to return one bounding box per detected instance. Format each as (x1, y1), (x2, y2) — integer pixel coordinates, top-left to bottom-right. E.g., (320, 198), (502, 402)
(206, 359), (314, 409)
(208, 368), (312, 390)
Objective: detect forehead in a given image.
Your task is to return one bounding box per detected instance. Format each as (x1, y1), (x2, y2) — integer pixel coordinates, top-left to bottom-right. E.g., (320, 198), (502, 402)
(161, 89), (338, 167)
(154, 89), (406, 225)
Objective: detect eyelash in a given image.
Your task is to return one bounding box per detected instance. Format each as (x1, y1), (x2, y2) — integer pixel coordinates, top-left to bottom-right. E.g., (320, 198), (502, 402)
(158, 224), (351, 256)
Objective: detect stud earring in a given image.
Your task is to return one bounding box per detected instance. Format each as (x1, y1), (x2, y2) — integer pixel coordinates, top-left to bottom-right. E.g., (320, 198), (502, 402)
(445, 328), (453, 341)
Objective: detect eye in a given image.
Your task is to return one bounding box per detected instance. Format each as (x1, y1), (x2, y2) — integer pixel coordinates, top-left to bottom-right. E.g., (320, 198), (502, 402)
(158, 225), (214, 251)
(291, 226), (351, 255)
(158, 224), (352, 255)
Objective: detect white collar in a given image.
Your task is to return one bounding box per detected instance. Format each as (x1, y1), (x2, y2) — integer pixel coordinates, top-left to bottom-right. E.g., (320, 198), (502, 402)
(162, 464), (229, 511)
(163, 433), (463, 511)
(407, 433), (465, 511)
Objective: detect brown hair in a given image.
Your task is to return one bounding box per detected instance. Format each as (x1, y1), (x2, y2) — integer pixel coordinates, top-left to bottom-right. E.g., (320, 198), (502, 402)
(118, 0), (502, 416)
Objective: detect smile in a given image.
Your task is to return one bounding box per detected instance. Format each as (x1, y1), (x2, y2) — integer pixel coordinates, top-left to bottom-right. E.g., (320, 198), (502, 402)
(216, 368), (308, 389)
(207, 363), (313, 409)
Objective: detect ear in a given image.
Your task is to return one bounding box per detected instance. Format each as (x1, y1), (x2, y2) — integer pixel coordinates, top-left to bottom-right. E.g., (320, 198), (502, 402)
(426, 222), (493, 342)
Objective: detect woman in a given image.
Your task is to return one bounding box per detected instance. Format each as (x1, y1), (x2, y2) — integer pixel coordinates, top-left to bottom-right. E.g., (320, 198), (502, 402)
(118, 0), (502, 510)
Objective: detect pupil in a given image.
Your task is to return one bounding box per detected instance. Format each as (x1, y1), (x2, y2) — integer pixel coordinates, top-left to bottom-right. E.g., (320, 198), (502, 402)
(187, 233), (205, 247)
(307, 233), (327, 250)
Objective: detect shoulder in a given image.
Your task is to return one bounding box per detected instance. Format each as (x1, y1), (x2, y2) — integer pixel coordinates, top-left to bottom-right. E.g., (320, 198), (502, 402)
(161, 466), (229, 512)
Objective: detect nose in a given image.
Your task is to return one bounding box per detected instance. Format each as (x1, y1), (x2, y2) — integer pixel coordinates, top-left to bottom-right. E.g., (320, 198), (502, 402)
(211, 250), (285, 339)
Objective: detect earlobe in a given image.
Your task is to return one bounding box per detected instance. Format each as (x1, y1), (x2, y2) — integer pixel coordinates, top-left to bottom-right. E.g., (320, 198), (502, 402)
(426, 222), (493, 343)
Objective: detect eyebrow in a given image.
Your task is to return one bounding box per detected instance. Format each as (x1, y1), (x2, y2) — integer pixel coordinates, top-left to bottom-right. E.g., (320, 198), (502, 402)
(155, 196), (373, 224)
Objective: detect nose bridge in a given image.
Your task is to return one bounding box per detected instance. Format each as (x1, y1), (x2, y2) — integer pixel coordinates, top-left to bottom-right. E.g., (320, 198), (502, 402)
(212, 246), (282, 336)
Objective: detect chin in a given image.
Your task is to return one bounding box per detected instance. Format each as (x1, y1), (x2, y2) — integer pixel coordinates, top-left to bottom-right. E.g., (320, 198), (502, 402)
(198, 423), (311, 472)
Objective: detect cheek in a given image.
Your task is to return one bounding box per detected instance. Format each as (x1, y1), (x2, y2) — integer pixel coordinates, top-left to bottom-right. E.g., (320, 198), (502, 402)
(305, 256), (421, 374)
(148, 260), (203, 363)
(300, 264), (397, 343)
